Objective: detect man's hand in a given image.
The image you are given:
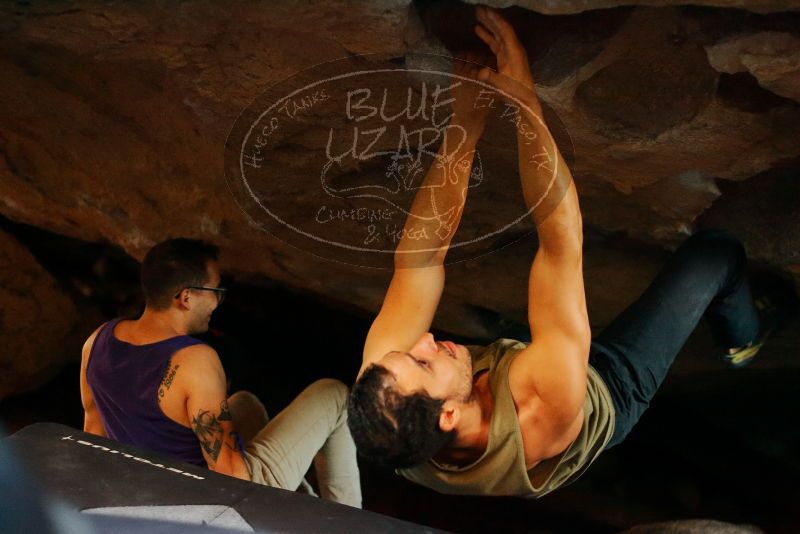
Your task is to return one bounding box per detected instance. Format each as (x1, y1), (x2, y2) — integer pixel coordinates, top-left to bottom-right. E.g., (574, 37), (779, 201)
(474, 6), (540, 114)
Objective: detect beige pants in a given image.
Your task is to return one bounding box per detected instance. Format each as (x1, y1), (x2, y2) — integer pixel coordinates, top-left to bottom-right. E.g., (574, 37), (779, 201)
(229, 379), (362, 508)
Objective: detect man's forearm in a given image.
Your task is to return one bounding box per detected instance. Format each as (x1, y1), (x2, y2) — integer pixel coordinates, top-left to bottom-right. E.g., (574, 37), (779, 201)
(214, 451), (252, 481)
(515, 94), (582, 256)
(396, 118), (481, 266)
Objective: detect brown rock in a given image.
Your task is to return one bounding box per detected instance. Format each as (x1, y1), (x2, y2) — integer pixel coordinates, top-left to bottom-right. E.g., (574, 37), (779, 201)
(466, 0), (800, 15)
(0, 229), (78, 399)
(621, 518), (763, 533)
(575, 9), (718, 140)
(706, 31), (800, 103)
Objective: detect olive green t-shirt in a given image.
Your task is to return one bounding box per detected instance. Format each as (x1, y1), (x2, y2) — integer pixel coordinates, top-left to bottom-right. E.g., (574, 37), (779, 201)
(398, 338), (615, 498)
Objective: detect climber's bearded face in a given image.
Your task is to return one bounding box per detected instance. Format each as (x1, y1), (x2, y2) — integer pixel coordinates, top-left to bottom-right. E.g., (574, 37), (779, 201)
(377, 333), (474, 403)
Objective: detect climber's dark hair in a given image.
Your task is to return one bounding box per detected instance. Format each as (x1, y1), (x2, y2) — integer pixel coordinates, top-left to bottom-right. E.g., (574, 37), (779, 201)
(347, 364), (455, 469)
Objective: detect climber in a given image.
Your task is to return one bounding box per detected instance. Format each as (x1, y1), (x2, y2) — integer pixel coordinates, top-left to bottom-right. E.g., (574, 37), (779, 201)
(79, 238), (361, 507)
(346, 5), (795, 497)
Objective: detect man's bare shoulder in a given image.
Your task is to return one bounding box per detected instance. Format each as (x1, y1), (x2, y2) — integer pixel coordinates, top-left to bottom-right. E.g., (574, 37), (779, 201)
(81, 322), (109, 361)
(159, 343), (225, 405)
(170, 342), (221, 369)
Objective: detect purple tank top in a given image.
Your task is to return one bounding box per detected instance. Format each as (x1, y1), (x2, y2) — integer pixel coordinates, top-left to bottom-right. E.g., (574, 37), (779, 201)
(86, 318), (207, 466)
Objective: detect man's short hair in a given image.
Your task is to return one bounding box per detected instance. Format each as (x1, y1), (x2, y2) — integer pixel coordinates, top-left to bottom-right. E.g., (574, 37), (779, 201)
(141, 238), (219, 310)
(347, 364), (455, 469)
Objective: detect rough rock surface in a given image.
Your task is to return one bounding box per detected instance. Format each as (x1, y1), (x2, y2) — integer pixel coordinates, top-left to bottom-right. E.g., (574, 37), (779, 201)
(707, 31), (800, 103)
(0, 0), (798, 359)
(467, 0), (800, 15)
(0, 228), (78, 398)
(621, 519), (763, 533)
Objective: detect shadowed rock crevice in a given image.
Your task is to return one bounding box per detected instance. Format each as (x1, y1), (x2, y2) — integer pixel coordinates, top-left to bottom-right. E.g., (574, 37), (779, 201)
(412, 0), (631, 86)
(0, 223), (79, 398)
(715, 71), (800, 112)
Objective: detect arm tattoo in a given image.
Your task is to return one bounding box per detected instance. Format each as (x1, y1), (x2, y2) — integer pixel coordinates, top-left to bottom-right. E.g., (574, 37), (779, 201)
(219, 402), (242, 452)
(157, 360), (180, 404)
(191, 399), (232, 463)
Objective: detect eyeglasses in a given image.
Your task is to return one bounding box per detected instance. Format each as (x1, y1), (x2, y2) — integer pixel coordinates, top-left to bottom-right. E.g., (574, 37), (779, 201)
(174, 286), (227, 304)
